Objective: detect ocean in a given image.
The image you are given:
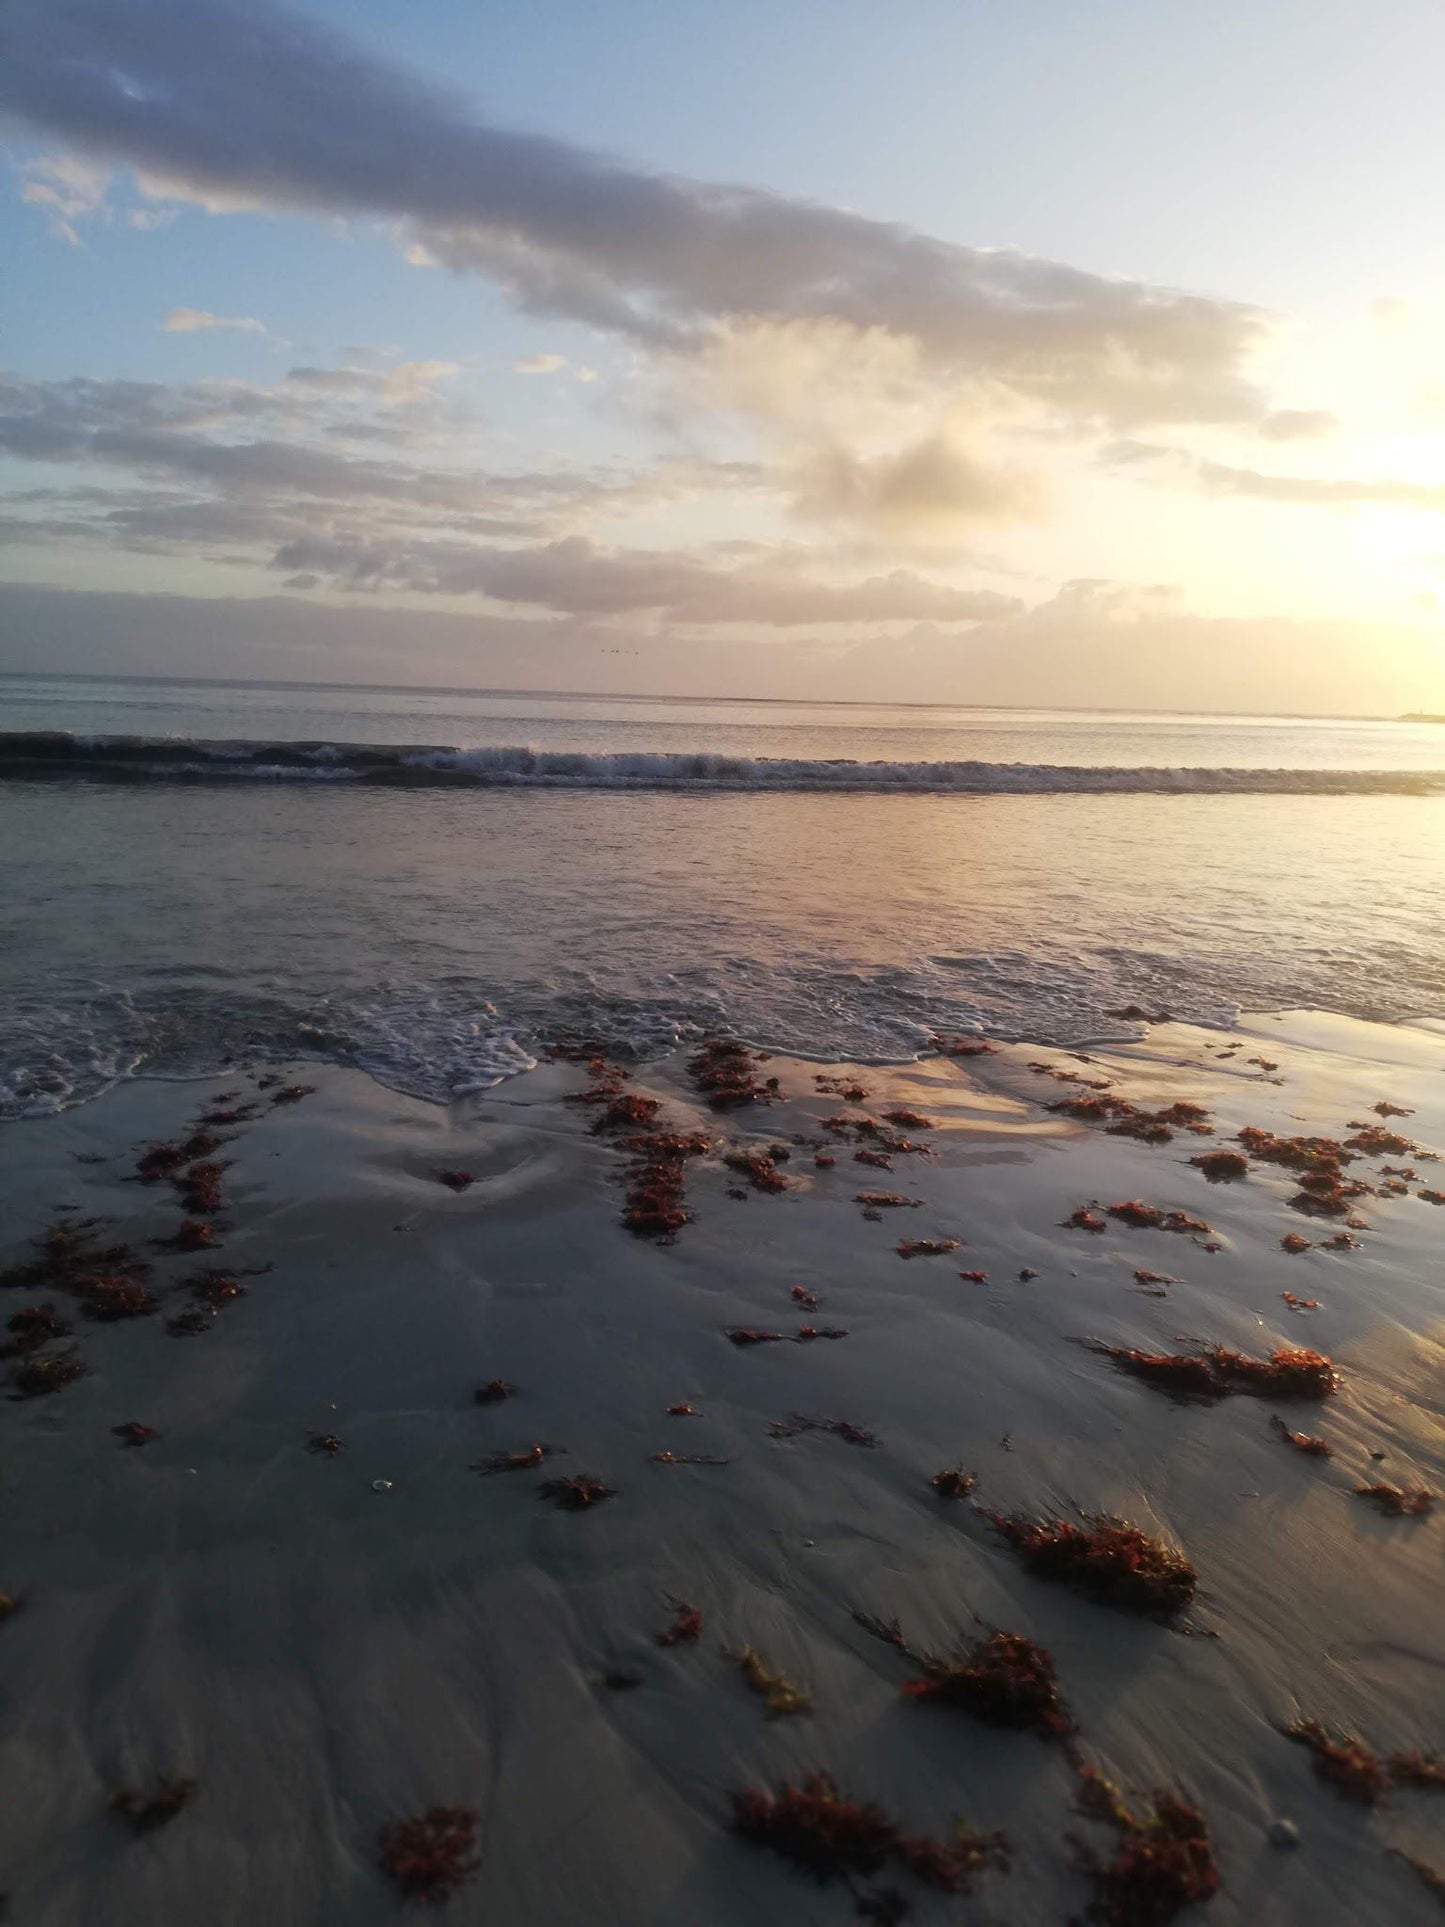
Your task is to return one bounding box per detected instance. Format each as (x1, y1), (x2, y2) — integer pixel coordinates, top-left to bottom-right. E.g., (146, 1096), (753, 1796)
(4, 672), (1444, 1116)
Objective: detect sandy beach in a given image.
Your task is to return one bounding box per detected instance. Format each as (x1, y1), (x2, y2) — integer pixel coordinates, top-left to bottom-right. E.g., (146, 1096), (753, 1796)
(0, 1013), (1440, 1922)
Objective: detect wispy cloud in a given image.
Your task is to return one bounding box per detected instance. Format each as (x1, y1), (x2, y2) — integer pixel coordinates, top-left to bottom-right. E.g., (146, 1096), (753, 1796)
(162, 306), (265, 334)
(1103, 438), (1445, 509)
(16, 152), (109, 244)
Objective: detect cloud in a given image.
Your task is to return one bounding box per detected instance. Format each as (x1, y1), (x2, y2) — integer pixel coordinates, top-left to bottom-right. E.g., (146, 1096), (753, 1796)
(0, 370), (552, 509)
(1102, 438), (1445, 510)
(1258, 409), (1339, 442)
(516, 354), (567, 375)
(1196, 458), (1445, 508)
(377, 358), (458, 404)
(162, 306), (265, 334)
(0, 369), (787, 600)
(16, 151), (109, 243)
(0, 0), (1270, 427)
(267, 530), (1021, 624)
(285, 365), (377, 392)
(793, 433), (1037, 537)
(0, 366), (1032, 634)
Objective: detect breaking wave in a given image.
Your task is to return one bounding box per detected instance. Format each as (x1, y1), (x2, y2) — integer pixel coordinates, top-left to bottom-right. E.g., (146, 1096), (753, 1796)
(3, 731), (1443, 795)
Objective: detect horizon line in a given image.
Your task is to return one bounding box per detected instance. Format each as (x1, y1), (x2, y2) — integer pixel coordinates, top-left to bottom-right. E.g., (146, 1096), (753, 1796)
(0, 668), (1414, 727)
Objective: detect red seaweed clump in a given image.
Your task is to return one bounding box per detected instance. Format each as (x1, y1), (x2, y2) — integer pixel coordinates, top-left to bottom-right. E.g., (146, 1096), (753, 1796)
(731, 1772), (904, 1881)
(1051, 1095), (1211, 1145)
(564, 1057), (628, 1103)
(1280, 1232), (1312, 1253)
(1237, 1126), (1352, 1174)
(1286, 1721), (1445, 1803)
(769, 1413), (878, 1447)
(883, 1109), (935, 1129)
(1391, 1751), (1445, 1789)
(75, 1272), (155, 1321)
(1105, 1107), (1211, 1146)
(823, 1114), (930, 1159)
(931, 1036), (996, 1057)
(113, 1421), (158, 1447)
(2, 1220), (153, 1300)
(1, 1303), (70, 1356)
(1106, 1201), (1211, 1235)
(475, 1444), (557, 1474)
(306, 1432), (344, 1456)
(731, 1771), (1008, 1896)
(175, 1160), (226, 1215)
(156, 1219), (220, 1253)
(538, 1474), (615, 1511)
(931, 1467), (976, 1499)
(656, 1598), (703, 1646)
(897, 1238), (960, 1259)
(727, 1325), (847, 1346)
(1087, 1344), (1224, 1402)
(855, 1191), (921, 1211)
(688, 1039), (779, 1109)
(1270, 1416), (1331, 1456)
(111, 1778), (196, 1833)
(1285, 1721), (1390, 1804)
(1072, 1766), (1219, 1925)
(1091, 1342), (1337, 1402)
(1354, 1482), (1435, 1517)
(474, 1378), (514, 1404)
(591, 1093), (661, 1133)
(10, 1347), (88, 1397)
(135, 1142), (187, 1180)
(1207, 1345), (1338, 1398)
(189, 1269), (248, 1308)
(1288, 1169), (1374, 1218)
(434, 1169), (474, 1192)
(618, 1130), (710, 1240)
(723, 1147), (789, 1192)
(1345, 1124), (1420, 1157)
(377, 1807), (480, 1902)
(815, 1073), (871, 1101)
(270, 1084), (315, 1106)
(985, 1512), (1196, 1618)
(902, 1631), (1072, 1738)
(1066, 1206), (1107, 1233)
(1191, 1151), (1247, 1182)
(198, 1102), (259, 1125)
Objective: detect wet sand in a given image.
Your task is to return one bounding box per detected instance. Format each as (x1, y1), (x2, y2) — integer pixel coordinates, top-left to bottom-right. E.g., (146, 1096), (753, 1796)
(0, 1013), (1441, 1923)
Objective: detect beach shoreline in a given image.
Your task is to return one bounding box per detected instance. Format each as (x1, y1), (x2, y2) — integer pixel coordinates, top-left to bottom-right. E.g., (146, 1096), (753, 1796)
(0, 1012), (1441, 1922)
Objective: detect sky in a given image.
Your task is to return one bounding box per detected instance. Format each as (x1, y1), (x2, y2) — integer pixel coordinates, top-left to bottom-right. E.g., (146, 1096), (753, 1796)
(3, 0), (1445, 710)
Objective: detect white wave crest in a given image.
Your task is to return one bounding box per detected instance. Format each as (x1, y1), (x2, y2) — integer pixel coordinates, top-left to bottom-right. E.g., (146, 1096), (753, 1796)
(2, 732), (1443, 795)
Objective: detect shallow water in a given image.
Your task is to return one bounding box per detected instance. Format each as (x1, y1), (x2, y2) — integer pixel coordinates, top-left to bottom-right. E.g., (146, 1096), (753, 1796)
(3, 678), (1445, 1114)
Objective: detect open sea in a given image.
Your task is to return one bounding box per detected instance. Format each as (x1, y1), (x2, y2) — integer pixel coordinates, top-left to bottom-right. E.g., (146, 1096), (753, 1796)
(3, 672), (1445, 1116)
